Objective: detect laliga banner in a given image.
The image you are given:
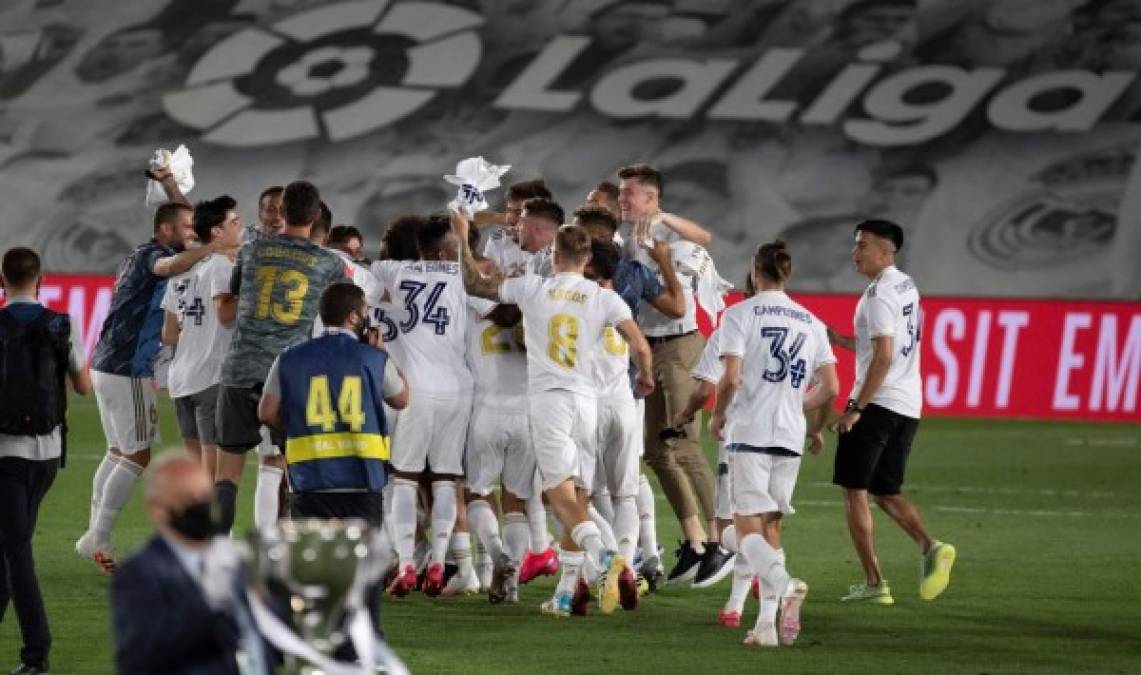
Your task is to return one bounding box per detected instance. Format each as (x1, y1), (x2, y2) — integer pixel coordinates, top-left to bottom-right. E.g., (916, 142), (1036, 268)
(704, 292), (1141, 423)
(1, 0), (1140, 299)
(14, 275), (1138, 423)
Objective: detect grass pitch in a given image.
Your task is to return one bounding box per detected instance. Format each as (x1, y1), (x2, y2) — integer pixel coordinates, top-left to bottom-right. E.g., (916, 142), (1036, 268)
(3, 395), (1140, 674)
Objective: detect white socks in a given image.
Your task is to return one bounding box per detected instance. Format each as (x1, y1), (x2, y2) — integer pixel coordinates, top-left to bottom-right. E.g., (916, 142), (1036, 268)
(612, 495), (639, 562)
(449, 532), (476, 578)
(391, 478), (419, 568)
(253, 464), (284, 529)
(526, 476), (550, 553)
(592, 489), (614, 524)
(556, 550), (584, 596)
(636, 474), (659, 561)
(587, 504), (618, 551)
(740, 533), (790, 603)
(468, 498), (504, 561)
(430, 480), (458, 567)
(721, 524), (737, 553)
(503, 512), (529, 563)
(570, 520), (606, 569)
(88, 454), (119, 530)
(726, 556), (754, 614)
(93, 456), (144, 541)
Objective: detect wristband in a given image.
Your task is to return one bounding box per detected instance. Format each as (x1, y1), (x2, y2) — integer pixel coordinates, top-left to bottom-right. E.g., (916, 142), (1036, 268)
(845, 400), (865, 414)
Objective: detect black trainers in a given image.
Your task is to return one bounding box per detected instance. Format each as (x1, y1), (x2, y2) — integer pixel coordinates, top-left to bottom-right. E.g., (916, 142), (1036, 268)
(10, 662), (50, 675)
(691, 541), (734, 588)
(666, 540), (704, 585)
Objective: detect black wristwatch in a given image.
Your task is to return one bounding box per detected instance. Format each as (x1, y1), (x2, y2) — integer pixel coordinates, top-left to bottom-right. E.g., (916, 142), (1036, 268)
(845, 400), (865, 414)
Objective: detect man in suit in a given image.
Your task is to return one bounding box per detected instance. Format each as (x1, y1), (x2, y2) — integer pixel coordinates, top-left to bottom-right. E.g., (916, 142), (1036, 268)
(111, 453), (262, 675)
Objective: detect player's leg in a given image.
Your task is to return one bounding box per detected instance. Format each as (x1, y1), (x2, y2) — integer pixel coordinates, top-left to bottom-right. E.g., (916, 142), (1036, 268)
(172, 395), (203, 463)
(694, 441), (736, 589)
(253, 427), (285, 529)
(833, 405), (894, 603)
(519, 470), (557, 584)
(192, 386), (221, 491)
(442, 483), (481, 597)
(386, 393), (432, 596)
(423, 396), (471, 597)
(215, 385), (263, 534)
(718, 523), (754, 628)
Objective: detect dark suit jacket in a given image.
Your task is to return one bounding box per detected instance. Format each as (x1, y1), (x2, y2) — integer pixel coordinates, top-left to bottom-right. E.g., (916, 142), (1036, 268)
(111, 535), (243, 675)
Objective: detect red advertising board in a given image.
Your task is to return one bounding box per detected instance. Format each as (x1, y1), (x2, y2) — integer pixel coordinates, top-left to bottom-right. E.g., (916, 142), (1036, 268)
(4, 275), (1138, 423)
(701, 293), (1140, 423)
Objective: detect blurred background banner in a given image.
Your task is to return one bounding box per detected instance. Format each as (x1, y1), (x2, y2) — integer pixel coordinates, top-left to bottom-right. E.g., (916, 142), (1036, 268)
(1, 0), (1139, 300)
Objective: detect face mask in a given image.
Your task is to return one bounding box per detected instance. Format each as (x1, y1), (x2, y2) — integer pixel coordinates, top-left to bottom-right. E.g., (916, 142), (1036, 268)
(168, 500), (215, 541)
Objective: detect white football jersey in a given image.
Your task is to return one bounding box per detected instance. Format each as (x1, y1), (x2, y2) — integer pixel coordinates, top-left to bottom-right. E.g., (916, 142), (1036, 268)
(692, 327), (722, 385)
(718, 290), (836, 454)
(369, 298), (406, 370)
(591, 324), (632, 400)
(466, 297), (528, 411)
(160, 254), (234, 398)
(371, 259), (472, 398)
(852, 265), (923, 418)
(483, 229), (532, 278)
(312, 249), (382, 336)
(499, 272), (632, 397)
(622, 220), (698, 336)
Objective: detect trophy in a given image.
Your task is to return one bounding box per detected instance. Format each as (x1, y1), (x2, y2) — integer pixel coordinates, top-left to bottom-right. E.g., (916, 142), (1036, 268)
(244, 519), (408, 675)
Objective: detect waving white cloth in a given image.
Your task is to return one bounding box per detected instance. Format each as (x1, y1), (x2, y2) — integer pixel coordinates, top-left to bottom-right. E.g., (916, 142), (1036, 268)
(145, 145), (195, 206)
(670, 240), (734, 322)
(444, 156), (510, 217)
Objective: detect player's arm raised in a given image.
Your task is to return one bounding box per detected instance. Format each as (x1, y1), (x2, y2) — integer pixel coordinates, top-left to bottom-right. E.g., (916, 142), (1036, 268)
(450, 208), (503, 301)
(148, 164), (190, 207)
(646, 240), (686, 319)
(615, 317), (654, 397)
(659, 211), (712, 246)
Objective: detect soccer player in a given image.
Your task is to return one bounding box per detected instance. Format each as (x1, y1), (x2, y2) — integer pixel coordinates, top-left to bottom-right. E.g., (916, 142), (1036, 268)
(585, 181), (622, 223)
(327, 225), (368, 265)
(826, 219), (956, 604)
(76, 173), (224, 571)
(454, 213), (654, 617)
(617, 163), (721, 586)
(710, 240), (839, 647)
(482, 179), (552, 277)
(213, 181), (349, 535)
(160, 196), (243, 480)
(371, 214), (473, 598)
(247, 185), (284, 243)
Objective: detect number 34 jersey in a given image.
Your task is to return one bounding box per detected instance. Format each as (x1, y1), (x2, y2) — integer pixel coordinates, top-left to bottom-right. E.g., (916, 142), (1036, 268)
(500, 273), (632, 398)
(371, 259), (472, 398)
(160, 253), (235, 398)
(718, 290), (836, 454)
(223, 237), (349, 388)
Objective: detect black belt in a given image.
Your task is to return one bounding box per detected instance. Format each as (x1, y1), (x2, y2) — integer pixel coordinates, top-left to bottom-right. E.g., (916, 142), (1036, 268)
(647, 330), (697, 346)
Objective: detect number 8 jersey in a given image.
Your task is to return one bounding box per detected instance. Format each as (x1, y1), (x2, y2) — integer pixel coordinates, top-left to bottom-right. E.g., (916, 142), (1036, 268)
(718, 290), (836, 454)
(852, 265), (923, 418)
(371, 259), (472, 398)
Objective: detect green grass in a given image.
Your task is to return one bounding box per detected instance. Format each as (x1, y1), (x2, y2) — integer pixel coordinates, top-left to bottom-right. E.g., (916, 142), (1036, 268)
(4, 395), (1141, 674)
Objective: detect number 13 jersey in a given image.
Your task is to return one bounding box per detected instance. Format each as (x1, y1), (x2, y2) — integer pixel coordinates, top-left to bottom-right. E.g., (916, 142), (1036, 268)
(499, 272), (632, 397)
(371, 259), (472, 398)
(718, 290), (835, 454)
(852, 265), (923, 419)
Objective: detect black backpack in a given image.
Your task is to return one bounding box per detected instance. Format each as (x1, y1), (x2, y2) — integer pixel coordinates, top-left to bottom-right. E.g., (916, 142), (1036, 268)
(0, 307), (71, 459)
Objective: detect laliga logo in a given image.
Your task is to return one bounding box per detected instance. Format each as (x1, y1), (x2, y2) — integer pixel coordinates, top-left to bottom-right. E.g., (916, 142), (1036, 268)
(163, 0), (483, 146)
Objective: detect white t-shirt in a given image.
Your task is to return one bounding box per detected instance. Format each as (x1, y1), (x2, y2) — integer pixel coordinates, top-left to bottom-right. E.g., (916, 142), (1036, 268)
(718, 291), (836, 454)
(160, 254), (235, 398)
(623, 219), (698, 337)
(466, 297), (528, 411)
(499, 272), (631, 397)
(591, 324), (632, 400)
(368, 298), (405, 371)
(370, 259), (472, 398)
(692, 327), (722, 385)
(312, 249), (381, 336)
(852, 266), (923, 418)
(483, 229), (532, 278)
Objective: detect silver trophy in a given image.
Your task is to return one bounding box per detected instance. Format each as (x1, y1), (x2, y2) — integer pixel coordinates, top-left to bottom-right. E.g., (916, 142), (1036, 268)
(245, 519), (407, 675)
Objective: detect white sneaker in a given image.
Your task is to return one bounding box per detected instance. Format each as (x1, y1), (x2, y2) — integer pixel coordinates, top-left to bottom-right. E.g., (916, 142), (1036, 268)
(476, 560), (494, 592)
(76, 530), (117, 574)
(779, 578), (808, 646)
(744, 623), (779, 648)
(440, 566), (481, 597)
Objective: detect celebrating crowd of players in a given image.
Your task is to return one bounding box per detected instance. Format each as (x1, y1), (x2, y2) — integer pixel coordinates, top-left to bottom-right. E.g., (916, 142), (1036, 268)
(65, 158), (955, 652)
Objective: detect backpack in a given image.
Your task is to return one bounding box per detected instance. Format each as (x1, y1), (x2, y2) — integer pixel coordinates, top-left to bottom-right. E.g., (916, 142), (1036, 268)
(0, 307), (71, 448)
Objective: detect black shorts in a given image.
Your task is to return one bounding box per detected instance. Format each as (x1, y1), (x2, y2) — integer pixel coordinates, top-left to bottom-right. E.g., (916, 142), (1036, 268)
(833, 403), (919, 496)
(290, 491), (385, 527)
(216, 384), (264, 454)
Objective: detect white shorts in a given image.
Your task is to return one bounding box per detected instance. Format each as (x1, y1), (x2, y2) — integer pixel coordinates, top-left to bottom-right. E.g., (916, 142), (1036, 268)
(634, 397), (645, 458)
(529, 390), (596, 492)
(716, 442), (732, 520)
(255, 426), (281, 457)
(391, 393), (471, 475)
(594, 395), (640, 498)
(92, 371), (160, 454)
(465, 406), (534, 499)
(727, 446), (801, 517)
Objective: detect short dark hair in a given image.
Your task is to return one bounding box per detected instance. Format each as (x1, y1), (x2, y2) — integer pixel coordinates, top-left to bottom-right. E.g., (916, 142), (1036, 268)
(312, 201), (333, 238)
(754, 239), (792, 284)
(153, 202), (193, 231)
(283, 180), (321, 227)
(381, 215), (424, 261)
(586, 240), (620, 282)
(192, 195), (237, 243)
(417, 213), (452, 259)
(1, 247), (41, 287)
(507, 179), (552, 203)
(556, 225), (592, 262)
(573, 204), (618, 234)
(874, 163), (938, 190)
(319, 282), (365, 327)
(594, 181), (620, 201)
(258, 185), (284, 207)
(617, 163), (663, 197)
(523, 197), (564, 227)
(327, 225), (362, 247)
(855, 218), (904, 252)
